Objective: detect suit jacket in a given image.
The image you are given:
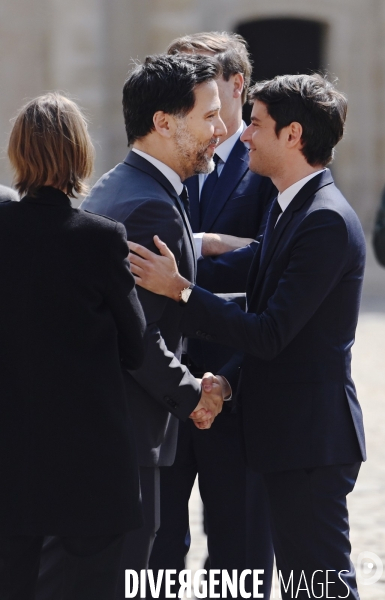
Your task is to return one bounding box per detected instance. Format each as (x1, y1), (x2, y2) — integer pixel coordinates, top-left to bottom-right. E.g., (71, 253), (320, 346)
(81, 151), (201, 467)
(186, 136), (275, 375)
(179, 170), (366, 472)
(186, 136), (275, 294)
(0, 187), (146, 536)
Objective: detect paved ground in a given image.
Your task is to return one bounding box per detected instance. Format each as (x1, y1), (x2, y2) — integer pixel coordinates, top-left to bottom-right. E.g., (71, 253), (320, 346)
(185, 240), (385, 599)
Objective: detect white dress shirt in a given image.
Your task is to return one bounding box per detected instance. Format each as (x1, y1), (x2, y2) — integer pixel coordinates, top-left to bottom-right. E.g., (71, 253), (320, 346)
(131, 148), (183, 195)
(194, 121), (246, 258)
(276, 169), (325, 224)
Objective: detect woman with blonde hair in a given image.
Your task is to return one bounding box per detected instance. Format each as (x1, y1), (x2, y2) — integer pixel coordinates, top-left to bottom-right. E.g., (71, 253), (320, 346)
(0, 93), (146, 599)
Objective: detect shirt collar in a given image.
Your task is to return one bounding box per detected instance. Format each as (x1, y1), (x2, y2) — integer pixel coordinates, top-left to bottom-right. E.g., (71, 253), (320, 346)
(215, 121), (245, 164)
(132, 148), (184, 195)
(277, 169), (325, 213)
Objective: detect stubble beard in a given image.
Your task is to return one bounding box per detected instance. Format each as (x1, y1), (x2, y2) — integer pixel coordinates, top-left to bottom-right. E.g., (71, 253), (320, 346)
(174, 121), (218, 180)
(248, 149), (276, 179)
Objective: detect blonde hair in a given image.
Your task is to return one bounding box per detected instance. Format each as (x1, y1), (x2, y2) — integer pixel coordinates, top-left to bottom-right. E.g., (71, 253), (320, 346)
(167, 31), (252, 104)
(8, 93), (94, 197)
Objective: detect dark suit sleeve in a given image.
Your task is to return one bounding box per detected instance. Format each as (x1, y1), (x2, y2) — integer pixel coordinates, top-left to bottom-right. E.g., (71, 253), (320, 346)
(197, 243), (260, 292)
(196, 181), (274, 293)
(180, 210), (354, 361)
(218, 351), (244, 394)
(124, 200), (201, 420)
(103, 222), (146, 370)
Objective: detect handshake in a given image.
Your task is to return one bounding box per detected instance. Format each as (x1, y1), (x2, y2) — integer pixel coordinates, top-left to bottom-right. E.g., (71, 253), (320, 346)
(189, 373), (231, 430)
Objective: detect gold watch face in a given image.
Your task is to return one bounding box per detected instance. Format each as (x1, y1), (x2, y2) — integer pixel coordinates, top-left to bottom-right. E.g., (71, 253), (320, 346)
(180, 287), (193, 303)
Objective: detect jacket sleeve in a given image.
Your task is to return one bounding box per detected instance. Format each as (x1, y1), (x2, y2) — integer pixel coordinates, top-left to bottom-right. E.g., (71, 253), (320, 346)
(124, 200), (201, 421)
(196, 243), (259, 293)
(180, 210), (362, 361)
(103, 222), (146, 370)
(196, 181), (275, 293)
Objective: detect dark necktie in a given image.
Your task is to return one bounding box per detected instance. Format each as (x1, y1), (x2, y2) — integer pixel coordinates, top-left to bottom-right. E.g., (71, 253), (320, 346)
(260, 197), (282, 262)
(179, 185), (191, 221)
(199, 154), (220, 227)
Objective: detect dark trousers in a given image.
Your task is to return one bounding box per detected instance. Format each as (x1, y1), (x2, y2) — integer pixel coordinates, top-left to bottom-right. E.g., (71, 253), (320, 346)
(35, 467), (160, 600)
(0, 533), (125, 600)
(114, 466), (160, 599)
(263, 462), (361, 599)
(149, 416), (274, 600)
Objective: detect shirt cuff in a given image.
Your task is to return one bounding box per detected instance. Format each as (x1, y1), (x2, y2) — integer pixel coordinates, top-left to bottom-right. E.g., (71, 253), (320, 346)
(193, 232), (205, 260)
(217, 375), (232, 401)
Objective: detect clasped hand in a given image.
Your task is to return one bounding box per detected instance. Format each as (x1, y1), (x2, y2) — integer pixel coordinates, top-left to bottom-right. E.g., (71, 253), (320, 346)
(189, 372), (227, 430)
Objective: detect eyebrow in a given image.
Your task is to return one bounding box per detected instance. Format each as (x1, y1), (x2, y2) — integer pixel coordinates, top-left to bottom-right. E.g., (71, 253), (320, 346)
(204, 104), (221, 116)
(250, 116), (261, 123)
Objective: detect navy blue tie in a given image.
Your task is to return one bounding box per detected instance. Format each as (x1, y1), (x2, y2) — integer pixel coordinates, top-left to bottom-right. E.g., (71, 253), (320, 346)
(199, 154), (220, 227)
(260, 198), (282, 262)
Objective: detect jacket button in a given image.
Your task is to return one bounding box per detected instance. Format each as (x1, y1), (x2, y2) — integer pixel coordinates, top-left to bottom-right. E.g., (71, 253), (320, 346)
(165, 396), (177, 409)
(206, 334), (213, 341)
(196, 330), (203, 336)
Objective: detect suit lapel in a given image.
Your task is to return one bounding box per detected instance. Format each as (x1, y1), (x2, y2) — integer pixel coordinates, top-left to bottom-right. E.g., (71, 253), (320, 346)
(200, 138), (249, 232)
(246, 242), (262, 300)
(248, 169), (335, 306)
(184, 176), (200, 232)
(124, 151), (197, 277)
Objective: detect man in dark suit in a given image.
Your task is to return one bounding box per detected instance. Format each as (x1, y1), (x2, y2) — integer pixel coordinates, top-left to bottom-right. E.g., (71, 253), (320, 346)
(129, 73), (366, 599)
(148, 33), (274, 598)
(0, 183), (19, 202)
(80, 54), (225, 599)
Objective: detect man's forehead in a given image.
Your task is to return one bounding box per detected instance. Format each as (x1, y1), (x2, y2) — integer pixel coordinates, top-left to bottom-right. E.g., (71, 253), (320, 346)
(193, 79), (220, 102)
(251, 100), (269, 119)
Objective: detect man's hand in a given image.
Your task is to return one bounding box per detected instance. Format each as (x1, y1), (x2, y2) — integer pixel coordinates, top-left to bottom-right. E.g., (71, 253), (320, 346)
(202, 233), (255, 257)
(128, 236), (189, 300)
(189, 372), (225, 429)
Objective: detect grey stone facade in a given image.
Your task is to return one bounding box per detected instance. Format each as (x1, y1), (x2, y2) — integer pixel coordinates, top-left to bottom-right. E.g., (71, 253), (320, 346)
(1, 0), (384, 228)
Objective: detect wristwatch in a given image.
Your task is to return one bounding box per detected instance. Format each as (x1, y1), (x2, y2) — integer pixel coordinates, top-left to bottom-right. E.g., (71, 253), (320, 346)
(179, 283), (195, 305)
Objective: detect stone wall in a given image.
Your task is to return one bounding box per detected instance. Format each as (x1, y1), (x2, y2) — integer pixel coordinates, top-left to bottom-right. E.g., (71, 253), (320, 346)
(1, 0), (384, 229)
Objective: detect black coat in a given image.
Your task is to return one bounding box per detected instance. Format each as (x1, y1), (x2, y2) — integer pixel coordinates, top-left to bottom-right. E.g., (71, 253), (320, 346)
(0, 187), (146, 536)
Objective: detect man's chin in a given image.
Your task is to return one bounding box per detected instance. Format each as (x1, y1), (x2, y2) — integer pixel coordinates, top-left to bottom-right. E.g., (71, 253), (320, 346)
(193, 155), (215, 176)
(247, 158), (267, 177)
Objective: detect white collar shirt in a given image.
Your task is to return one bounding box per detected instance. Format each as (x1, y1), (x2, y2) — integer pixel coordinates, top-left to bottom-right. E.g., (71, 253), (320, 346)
(277, 169), (325, 217)
(131, 148), (184, 196)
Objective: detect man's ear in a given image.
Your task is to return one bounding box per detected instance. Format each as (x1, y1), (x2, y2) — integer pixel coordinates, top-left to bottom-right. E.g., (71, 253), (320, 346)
(286, 121), (303, 148)
(233, 73), (244, 99)
(153, 111), (174, 138)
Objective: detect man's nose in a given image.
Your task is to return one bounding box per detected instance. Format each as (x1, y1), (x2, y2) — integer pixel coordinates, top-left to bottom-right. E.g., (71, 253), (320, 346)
(215, 115), (227, 138)
(240, 124), (252, 143)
